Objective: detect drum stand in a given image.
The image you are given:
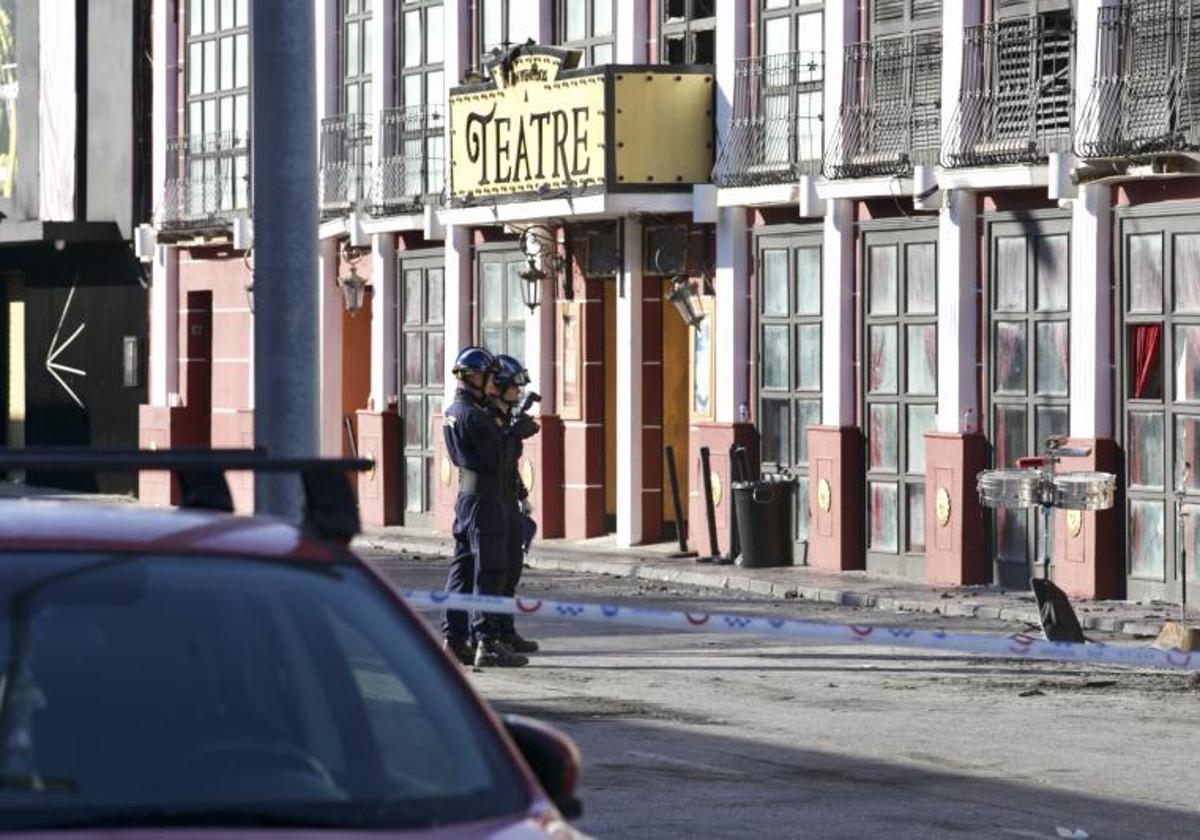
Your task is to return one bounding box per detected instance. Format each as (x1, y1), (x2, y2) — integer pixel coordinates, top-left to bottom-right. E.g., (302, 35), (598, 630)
(1015, 438), (1091, 644)
(1155, 462), (1199, 652)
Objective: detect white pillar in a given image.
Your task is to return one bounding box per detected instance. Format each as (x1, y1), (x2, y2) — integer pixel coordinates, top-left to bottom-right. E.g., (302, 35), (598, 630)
(822, 200), (855, 426)
(1069, 0), (1115, 441)
(370, 0), (394, 173)
(714, 207), (749, 423)
(616, 0), (648, 63)
(716, 0), (749, 156)
(318, 240), (344, 455)
(148, 0), (178, 407)
(616, 218), (644, 547)
(370, 235), (397, 408)
(936, 190), (979, 433)
(442, 1), (473, 409)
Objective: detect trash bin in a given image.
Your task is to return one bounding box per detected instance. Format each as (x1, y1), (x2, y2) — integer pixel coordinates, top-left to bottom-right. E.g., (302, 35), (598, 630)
(732, 473), (796, 568)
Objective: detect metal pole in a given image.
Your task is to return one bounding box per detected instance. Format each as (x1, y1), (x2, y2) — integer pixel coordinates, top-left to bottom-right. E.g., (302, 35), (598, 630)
(700, 447), (720, 560)
(664, 446), (695, 557)
(251, 0), (319, 517)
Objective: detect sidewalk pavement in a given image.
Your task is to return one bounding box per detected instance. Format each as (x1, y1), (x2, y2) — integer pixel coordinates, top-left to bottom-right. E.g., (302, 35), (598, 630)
(358, 527), (1183, 640)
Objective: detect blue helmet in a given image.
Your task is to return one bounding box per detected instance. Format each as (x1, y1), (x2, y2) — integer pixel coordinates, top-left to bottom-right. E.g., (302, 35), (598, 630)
(493, 354), (531, 389)
(452, 346), (497, 379)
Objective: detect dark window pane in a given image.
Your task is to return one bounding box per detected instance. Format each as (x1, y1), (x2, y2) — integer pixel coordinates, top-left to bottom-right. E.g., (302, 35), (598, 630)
(994, 404), (1028, 470)
(1175, 415), (1200, 492)
(796, 324), (820, 391)
(1176, 234), (1200, 314)
(906, 324), (936, 395)
(1175, 325), (1200, 402)
(869, 481), (898, 552)
(795, 400), (821, 466)
(907, 483), (926, 553)
(996, 236), (1026, 312)
(994, 321), (1027, 395)
(1129, 233), (1163, 314)
(693, 29), (715, 64)
(1035, 234), (1068, 312)
(1130, 500), (1165, 580)
(760, 399), (790, 465)
(1035, 321), (1069, 396)
(426, 332), (445, 387)
(1128, 411), (1165, 490)
(761, 249), (788, 316)
(905, 243), (936, 314)
(868, 325), (897, 394)
(404, 396), (423, 448)
(665, 34), (686, 63)
(868, 403), (897, 471)
(907, 405), (935, 475)
(1035, 406), (1068, 453)
(404, 270), (422, 324)
(795, 477), (810, 542)
(796, 247), (821, 315)
(762, 325), (790, 389)
(868, 245), (898, 316)
(427, 269), (444, 324)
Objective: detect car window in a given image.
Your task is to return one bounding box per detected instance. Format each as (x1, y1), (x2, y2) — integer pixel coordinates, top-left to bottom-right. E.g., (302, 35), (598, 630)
(0, 552), (529, 831)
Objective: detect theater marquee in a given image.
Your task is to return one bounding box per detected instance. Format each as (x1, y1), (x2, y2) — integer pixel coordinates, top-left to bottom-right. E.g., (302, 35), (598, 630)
(449, 46), (714, 205)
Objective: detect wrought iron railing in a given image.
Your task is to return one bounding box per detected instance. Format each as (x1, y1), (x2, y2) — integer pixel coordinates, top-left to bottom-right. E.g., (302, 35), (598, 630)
(942, 14), (1074, 168)
(712, 51), (824, 188)
(1077, 0), (1200, 159)
(824, 33), (942, 180)
(157, 133), (251, 231)
(319, 115), (373, 216)
(371, 104), (445, 214)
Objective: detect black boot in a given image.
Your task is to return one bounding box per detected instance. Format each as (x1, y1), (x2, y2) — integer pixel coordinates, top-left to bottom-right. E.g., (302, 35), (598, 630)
(501, 631), (540, 654)
(443, 637), (475, 666)
(474, 638), (529, 668)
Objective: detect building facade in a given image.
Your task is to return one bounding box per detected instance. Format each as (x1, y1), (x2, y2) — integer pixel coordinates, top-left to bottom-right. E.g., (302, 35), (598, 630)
(140, 0), (1200, 605)
(0, 0), (151, 494)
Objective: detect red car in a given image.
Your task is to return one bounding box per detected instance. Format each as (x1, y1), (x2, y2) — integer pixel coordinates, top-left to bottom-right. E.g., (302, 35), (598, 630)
(0, 453), (585, 838)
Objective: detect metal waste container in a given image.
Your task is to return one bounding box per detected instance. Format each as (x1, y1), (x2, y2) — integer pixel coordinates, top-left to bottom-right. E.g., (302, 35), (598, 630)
(732, 473), (796, 568)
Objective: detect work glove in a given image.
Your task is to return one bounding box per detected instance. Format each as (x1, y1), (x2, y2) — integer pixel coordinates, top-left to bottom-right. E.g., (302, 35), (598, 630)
(511, 414), (540, 440)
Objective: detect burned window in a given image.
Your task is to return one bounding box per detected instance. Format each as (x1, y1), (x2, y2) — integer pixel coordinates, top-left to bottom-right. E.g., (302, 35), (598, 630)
(661, 0), (716, 65)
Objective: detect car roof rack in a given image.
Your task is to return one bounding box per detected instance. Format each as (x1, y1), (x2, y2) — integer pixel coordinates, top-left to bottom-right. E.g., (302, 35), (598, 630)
(0, 449), (373, 544)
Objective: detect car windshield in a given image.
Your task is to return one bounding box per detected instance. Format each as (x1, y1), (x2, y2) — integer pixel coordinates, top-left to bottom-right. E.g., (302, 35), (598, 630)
(0, 552), (529, 831)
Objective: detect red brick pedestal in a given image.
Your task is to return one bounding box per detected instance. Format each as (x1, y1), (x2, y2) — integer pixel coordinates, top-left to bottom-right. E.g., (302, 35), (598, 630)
(687, 423), (756, 558)
(1052, 438), (1122, 600)
(924, 432), (990, 586)
(807, 426), (864, 571)
(357, 408), (401, 527)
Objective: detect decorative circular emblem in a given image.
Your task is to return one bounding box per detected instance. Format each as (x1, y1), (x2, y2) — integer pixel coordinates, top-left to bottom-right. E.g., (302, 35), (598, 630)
(1067, 509), (1083, 538)
(519, 458), (535, 491)
(439, 456), (452, 487)
(710, 472), (723, 507)
(817, 478), (832, 513)
(935, 487), (952, 528)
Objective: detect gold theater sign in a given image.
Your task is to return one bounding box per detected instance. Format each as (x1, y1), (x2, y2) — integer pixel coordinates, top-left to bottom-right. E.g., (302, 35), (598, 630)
(449, 47), (714, 204)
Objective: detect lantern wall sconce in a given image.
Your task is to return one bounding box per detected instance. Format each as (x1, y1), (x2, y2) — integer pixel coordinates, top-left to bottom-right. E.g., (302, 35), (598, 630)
(338, 241), (371, 315)
(656, 248), (705, 330)
(517, 225), (563, 312)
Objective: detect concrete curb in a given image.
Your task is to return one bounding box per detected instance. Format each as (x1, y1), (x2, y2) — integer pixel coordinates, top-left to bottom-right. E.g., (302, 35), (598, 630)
(356, 533), (1167, 640)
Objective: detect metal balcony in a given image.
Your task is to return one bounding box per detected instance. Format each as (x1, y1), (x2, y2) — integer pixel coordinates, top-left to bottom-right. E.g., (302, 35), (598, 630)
(942, 14), (1074, 168)
(824, 33), (942, 180)
(712, 51), (824, 188)
(319, 115), (373, 217)
(370, 105), (445, 215)
(157, 133), (251, 234)
(1077, 0), (1200, 160)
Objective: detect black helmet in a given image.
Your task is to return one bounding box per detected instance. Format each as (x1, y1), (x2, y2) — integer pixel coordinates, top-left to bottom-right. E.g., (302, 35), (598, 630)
(452, 346), (497, 379)
(493, 354), (531, 389)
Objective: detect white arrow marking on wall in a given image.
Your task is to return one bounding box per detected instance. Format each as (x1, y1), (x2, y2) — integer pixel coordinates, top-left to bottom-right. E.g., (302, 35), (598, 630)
(45, 285), (86, 409)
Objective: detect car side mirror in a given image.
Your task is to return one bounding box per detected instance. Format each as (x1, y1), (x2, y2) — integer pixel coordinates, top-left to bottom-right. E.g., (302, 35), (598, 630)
(503, 714), (583, 820)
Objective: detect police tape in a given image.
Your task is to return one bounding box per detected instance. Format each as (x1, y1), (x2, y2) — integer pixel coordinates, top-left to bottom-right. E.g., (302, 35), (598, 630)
(398, 588), (1200, 672)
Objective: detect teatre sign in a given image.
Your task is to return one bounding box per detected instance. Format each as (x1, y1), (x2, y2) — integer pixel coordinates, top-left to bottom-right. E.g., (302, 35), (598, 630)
(450, 51), (606, 202)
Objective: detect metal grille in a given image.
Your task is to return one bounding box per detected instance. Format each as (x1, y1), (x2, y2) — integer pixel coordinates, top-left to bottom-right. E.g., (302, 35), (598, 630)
(823, 33), (942, 180)
(371, 105), (445, 215)
(942, 14), (1074, 168)
(319, 115), (373, 217)
(1077, 0), (1200, 159)
(712, 51), (824, 188)
(157, 133), (251, 231)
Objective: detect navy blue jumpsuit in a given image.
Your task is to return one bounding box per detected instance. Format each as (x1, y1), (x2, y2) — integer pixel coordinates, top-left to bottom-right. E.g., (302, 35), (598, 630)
(441, 385), (518, 643)
(488, 400), (530, 638)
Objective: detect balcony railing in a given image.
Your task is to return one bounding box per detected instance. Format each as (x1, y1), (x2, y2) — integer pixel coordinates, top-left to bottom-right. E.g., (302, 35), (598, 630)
(371, 105), (445, 215)
(712, 51), (824, 188)
(824, 33), (942, 180)
(158, 133), (251, 232)
(319, 115), (373, 217)
(942, 14), (1074, 168)
(1078, 0), (1200, 159)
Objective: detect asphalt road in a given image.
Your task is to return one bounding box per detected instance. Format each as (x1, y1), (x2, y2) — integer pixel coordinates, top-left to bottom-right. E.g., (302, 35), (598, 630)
(369, 553), (1200, 840)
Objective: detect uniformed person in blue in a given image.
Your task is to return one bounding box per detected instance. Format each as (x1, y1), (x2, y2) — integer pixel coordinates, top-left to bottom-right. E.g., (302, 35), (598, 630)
(441, 346), (530, 668)
(489, 354), (541, 655)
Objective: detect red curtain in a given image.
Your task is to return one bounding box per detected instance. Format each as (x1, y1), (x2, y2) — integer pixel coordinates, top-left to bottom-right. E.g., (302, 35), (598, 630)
(1133, 324), (1162, 399)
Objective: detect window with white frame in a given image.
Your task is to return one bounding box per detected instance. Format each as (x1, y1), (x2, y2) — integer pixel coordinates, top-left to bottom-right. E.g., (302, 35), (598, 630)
(558, 0), (615, 66)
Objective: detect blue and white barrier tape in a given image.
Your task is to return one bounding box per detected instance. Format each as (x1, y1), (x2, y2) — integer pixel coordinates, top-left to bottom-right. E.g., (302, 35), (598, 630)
(399, 588), (1200, 672)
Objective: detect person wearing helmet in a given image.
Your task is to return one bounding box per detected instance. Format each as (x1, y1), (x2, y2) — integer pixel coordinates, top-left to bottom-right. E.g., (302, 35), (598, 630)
(489, 354), (541, 655)
(441, 346), (527, 668)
